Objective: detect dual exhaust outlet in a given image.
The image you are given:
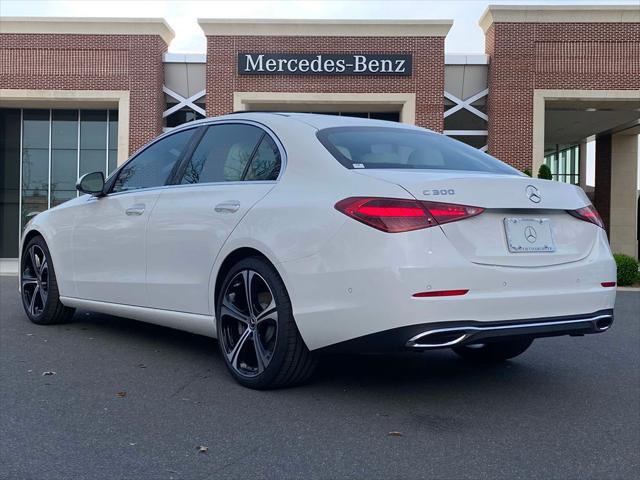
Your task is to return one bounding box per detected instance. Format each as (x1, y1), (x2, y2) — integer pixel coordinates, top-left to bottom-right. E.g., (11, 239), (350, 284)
(405, 314), (614, 349)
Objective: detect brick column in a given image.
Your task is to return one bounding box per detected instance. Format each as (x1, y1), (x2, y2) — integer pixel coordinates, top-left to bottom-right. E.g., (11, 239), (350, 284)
(610, 133), (639, 258)
(594, 134), (612, 234)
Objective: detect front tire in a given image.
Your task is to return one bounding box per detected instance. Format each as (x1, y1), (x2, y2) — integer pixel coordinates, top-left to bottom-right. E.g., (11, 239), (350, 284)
(216, 257), (317, 389)
(452, 338), (533, 362)
(21, 235), (75, 325)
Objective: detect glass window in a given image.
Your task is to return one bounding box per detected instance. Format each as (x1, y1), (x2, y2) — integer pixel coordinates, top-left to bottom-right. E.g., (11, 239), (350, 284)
(79, 110), (107, 176)
(21, 148), (49, 228)
(245, 136), (281, 181)
(318, 127), (519, 175)
(543, 145), (580, 185)
(444, 108), (487, 131)
(22, 110), (50, 229)
(448, 135), (488, 150)
(165, 106), (205, 128)
(2, 107), (119, 257)
(112, 128), (195, 193)
(0, 109), (21, 257)
(180, 124), (264, 184)
(369, 112), (400, 122)
(108, 110), (118, 174)
(51, 110), (79, 208)
(22, 110), (49, 149)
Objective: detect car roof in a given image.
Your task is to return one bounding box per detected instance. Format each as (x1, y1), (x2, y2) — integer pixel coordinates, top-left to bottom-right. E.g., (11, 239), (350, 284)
(178, 111), (428, 132)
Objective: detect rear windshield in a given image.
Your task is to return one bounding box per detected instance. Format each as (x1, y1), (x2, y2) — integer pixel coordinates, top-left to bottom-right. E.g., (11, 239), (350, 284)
(317, 127), (520, 175)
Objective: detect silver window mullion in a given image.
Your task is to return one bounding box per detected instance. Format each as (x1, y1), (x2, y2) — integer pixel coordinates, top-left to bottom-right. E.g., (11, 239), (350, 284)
(47, 109), (52, 209)
(105, 109), (109, 174)
(18, 109), (23, 243)
(76, 110), (81, 197)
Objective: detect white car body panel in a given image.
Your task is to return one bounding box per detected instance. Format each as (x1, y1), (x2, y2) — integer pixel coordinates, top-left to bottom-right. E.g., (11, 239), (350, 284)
(72, 189), (162, 305)
(20, 112), (616, 351)
(146, 182), (275, 314)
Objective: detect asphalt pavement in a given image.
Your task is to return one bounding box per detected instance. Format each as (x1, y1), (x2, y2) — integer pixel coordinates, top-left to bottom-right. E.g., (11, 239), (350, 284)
(1, 275), (638, 480)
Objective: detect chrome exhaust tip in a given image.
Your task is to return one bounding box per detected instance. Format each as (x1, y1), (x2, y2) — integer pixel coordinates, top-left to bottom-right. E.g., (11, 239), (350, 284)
(595, 316), (613, 331)
(406, 329), (469, 348)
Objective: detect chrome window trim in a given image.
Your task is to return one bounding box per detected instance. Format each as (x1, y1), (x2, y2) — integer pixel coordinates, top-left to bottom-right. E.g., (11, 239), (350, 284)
(102, 180), (279, 199)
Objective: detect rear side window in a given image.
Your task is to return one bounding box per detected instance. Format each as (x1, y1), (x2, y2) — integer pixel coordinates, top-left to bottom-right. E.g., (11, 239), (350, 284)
(112, 128), (194, 193)
(244, 136), (281, 181)
(317, 127), (519, 175)
(179, 124), (280, 184)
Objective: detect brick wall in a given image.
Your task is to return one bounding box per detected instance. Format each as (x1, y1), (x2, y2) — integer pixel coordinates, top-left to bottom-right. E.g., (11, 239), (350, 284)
(205, 35), (445, 131)
(485, 22), (640, 171)
(0, 33), (168, 154)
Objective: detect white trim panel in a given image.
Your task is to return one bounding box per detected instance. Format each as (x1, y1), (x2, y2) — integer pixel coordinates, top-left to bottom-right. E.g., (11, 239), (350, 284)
(233, 92), (416, 124)
(163, 86), (206, 117)
(199, 18), (453, 37)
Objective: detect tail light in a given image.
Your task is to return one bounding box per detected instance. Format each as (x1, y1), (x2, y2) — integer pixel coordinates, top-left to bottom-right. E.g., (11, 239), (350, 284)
(334, 197), (484, 233)
(568, 204), (605, 229)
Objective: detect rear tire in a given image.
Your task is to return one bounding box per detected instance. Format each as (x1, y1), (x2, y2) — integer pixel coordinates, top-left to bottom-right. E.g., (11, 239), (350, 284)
(216, 257), (317, 389)
(21, 235), (75, 325)
(452, 338), (533, 362)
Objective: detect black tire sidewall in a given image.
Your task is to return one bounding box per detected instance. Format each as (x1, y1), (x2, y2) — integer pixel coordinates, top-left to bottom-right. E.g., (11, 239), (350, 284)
(215, 257), (295, 388)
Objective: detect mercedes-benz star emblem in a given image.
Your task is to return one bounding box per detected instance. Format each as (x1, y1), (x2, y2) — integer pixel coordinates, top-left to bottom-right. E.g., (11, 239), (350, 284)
(524, 226), (537, 243)
(526, 185), (541, 203)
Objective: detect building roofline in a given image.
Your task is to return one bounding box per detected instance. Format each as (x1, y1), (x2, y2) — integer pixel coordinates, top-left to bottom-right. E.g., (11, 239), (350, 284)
(0, 17), (175, 45)
(163, 53), (207, 63)
(198, 18), (453, 37)
(445, 54), (489, 65)
(479, 5), (640, 33)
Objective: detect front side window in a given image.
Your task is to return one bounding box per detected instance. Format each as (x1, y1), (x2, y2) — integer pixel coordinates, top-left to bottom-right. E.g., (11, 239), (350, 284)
(112, 128), (195, 193)
(180, 124), (280, 184)
(317, 127), (519, 175)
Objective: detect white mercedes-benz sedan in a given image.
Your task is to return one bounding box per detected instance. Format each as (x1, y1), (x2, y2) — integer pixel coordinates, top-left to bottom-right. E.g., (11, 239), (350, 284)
(19, 112), (616, 388)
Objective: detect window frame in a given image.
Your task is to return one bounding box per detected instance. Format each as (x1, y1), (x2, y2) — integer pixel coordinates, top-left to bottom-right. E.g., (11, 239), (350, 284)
(169, 120), (286, 188)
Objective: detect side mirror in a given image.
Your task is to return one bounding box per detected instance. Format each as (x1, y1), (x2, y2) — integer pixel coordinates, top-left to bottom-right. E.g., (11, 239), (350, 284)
(76, 172), (105, 196)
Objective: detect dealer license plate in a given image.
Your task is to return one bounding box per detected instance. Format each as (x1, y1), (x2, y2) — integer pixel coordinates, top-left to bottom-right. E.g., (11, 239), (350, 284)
(504, 217), (555, 253)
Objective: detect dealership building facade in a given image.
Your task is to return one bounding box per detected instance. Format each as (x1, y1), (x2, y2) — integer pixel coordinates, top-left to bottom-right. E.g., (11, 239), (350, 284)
(1, 5), (639, 268)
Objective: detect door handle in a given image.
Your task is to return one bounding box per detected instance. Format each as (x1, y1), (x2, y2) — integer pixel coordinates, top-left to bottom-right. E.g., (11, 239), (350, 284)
(214, 201), (241, 214)
(125, 204), (146, 216)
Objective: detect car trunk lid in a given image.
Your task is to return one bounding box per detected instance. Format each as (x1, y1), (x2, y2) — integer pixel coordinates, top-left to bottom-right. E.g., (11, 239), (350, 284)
(355, 170), (598, 267)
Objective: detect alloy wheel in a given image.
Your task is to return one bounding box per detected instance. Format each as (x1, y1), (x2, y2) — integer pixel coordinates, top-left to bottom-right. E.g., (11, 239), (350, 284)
(22, 245), (49, 317)
(219, 270), (279, 377)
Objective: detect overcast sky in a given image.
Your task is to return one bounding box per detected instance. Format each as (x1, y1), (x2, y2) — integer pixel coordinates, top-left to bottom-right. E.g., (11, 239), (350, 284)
(1, 0), (638, 53)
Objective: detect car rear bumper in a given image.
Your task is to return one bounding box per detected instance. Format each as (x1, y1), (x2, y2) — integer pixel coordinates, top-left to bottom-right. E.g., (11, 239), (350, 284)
(319, 309), (614, 353)
(279, 221), (616, 351)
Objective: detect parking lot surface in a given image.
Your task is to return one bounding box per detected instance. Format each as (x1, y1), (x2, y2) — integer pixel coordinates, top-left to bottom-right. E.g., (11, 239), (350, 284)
(1, 276), (638, 480)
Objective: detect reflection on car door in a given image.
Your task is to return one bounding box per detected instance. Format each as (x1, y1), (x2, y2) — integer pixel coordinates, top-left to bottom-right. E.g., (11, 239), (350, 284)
(146, 123), (283, 314)
(72, 128), (197, 305)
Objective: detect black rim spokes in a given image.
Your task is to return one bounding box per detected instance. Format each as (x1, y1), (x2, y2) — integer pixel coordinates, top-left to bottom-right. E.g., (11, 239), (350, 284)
(22, 245), (48, 316)
(220, 270), (278, 377)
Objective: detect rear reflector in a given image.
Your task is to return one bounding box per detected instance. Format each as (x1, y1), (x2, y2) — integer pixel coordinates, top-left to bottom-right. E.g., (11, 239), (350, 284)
(601, 282), (616, 288)
(568, 205), (605, 229)
(335, 197), (484, 233)
(413, 289), (469, 298)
